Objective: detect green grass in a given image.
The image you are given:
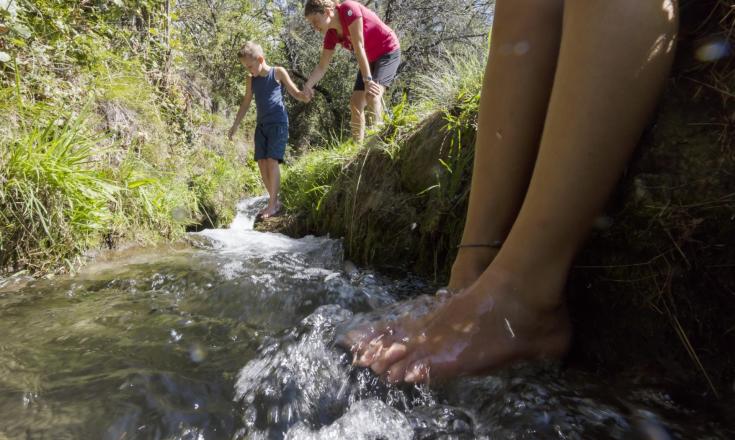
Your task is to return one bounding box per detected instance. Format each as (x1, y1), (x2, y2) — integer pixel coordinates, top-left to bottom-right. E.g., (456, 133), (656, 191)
(281, 134), (360, 218)
(0, 111), (117, 273)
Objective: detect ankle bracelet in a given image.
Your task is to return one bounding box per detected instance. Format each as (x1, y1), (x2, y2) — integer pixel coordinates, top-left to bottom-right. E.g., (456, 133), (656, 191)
(457, 240), (503, 249)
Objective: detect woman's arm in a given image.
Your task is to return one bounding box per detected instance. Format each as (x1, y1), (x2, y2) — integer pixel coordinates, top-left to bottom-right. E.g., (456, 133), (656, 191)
(228, 76), (253, 139)
(349, 17), (380, 97)
(348, 17), (372, 82)
(305, 48), (335, 89)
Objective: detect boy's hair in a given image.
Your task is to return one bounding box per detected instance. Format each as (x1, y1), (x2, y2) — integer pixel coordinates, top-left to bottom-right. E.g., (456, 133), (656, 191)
(238, 41), (264, 60)
(304, 0), (335, 16)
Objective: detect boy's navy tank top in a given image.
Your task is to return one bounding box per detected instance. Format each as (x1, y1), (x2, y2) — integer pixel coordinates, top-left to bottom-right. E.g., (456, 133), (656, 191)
(252, 68), (288, 125)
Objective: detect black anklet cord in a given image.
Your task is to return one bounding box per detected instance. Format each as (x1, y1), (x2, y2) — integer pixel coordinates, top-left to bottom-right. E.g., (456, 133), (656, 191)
(457, 240), (503, 249)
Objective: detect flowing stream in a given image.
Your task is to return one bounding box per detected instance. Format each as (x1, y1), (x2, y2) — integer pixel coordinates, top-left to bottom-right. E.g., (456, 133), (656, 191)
(0, 197), (732, 440)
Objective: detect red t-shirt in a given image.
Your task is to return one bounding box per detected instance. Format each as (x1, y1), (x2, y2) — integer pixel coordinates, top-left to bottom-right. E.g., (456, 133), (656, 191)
(322, 0), (399, 62)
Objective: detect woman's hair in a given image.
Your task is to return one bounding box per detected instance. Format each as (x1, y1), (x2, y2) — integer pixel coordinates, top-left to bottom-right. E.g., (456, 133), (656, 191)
(237, 41), (264, 60)
(304, 0), (336, 16)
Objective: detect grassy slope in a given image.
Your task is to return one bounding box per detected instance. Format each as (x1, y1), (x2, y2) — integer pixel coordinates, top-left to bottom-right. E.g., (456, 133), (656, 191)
(0, 3), (260, 275)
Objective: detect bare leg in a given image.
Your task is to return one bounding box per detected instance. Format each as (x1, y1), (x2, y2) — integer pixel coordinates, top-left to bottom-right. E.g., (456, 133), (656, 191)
(262, 159), (282, 217)
(350, 90), (367, 143)
(257, 159), (270, 215)
(337, 0), (563, 360)
(350, 0), (678, 383)
(365, 85), (385, 129)
(449, 0), (564, 291)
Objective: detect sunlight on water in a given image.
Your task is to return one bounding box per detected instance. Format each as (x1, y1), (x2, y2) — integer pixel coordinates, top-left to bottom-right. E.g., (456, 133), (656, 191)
(0, 197), (733, 439)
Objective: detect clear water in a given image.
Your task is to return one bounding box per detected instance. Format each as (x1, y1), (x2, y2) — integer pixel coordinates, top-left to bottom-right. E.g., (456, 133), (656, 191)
(0, 197), (732, 439)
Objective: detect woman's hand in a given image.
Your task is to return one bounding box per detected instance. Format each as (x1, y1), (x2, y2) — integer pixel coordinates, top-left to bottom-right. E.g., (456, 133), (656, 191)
(365, 79), (382, 98)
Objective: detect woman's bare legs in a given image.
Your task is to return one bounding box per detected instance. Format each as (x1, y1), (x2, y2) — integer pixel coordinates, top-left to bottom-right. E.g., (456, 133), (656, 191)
(365, 83), (385, 129)
(449, 0), (564, 291)
(350, 91), (367, 142)
(349, 0), (679, 383)
(351, 83), (388, 143)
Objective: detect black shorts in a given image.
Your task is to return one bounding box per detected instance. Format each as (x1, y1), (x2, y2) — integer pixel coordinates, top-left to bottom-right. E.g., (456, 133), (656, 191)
(354, 49), (401, 91)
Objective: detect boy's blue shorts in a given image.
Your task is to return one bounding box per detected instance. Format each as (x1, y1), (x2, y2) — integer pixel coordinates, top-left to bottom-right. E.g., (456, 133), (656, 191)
(254, 123), (287, 163)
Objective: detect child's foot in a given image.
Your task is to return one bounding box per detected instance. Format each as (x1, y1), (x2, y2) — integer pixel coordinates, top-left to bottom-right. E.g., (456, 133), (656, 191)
(339, 266), (571, 384)
(261, 201), (283, 219)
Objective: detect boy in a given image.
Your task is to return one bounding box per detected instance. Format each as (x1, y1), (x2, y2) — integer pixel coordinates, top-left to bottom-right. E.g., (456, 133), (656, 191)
(228, 41), (307, 218)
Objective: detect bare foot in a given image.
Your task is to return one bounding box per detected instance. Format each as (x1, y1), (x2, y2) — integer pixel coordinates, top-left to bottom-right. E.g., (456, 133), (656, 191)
(448, 246), (500, 291)
(336, 291), (452, 356)
(343, 267), (571, 384)
(261, 201), (282, 219)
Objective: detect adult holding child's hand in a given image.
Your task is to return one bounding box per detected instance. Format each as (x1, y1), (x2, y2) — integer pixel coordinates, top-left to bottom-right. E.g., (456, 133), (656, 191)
(303, 0), (400, 143)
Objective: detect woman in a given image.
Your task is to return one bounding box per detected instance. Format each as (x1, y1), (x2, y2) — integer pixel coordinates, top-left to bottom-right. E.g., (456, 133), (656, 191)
(303, 0), (400, 143)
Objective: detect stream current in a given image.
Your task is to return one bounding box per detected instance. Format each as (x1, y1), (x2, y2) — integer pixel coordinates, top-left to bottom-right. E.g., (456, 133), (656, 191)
(0, 197), (732, 439)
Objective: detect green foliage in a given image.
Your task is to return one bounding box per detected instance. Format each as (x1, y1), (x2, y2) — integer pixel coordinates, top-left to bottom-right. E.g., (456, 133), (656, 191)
(188, 148), (261, 227)
(281, 135), (359, 218)
(378, 94), (421, 153)
(413, 51), (486, 111)
(0, 0), (262, 275)
(174, 0), (276, 108)
(109, 155), (196, 241)
(0, 111), (117, 273)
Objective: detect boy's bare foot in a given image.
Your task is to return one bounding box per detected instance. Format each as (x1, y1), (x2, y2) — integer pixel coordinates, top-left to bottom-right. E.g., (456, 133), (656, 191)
(339, 266), (571, 384)
(261, 201), (283, 219)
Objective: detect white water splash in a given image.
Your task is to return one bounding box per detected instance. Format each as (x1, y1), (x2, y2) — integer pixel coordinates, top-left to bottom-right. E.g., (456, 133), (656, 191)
(284, 399), (414, 440)
(191, 197), (343, 268)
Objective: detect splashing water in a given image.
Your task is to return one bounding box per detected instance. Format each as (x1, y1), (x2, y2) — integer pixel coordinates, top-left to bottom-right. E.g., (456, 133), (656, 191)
(0, 197), (733, 439)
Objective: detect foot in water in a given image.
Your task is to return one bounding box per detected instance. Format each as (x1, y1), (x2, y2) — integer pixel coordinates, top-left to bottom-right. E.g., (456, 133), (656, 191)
(338, 265), (571, 384)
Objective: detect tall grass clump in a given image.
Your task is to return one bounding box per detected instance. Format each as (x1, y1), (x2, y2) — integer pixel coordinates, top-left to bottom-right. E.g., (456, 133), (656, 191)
(0, 112), (117, 273)
(280, 135), (360, 219)
(188, 148), (261, 228)
(107, 155), (197, 242)
(410, 49), (485, 212)
(412, 49), (486, 112)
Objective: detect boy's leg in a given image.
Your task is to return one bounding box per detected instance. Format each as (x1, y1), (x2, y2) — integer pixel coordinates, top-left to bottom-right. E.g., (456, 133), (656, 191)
(351, 0), (678, 383)
(350, 91), (367, 143)
(257, 159), (271, 209)
(449, 0), (564, 291)
(262, 159), (281, 217)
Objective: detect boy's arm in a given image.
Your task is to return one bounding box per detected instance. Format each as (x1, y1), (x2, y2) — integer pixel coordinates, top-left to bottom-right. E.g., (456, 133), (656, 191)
(228, 76), (253, 140)
(304, 48), (334, 91)
(274, 67), (307, 102)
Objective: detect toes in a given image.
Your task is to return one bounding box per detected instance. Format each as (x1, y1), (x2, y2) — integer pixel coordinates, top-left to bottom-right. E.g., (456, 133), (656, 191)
(355, 335), (387, 367)
(369, 342), (407, 375)
(385, 357), (411, 384)
(403, 359), (431, 383)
